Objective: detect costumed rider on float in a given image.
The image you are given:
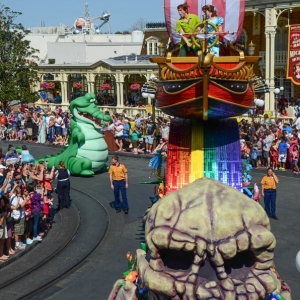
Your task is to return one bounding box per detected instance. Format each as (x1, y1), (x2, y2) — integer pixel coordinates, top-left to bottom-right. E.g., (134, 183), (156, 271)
(176, 3), (224, 57)
(176, 2), (201, 57)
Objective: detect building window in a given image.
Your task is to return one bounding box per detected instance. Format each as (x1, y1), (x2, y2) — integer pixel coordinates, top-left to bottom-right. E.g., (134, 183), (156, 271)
(147, 38), (158, 55)
(282, 28), (288, 51)
(275, 28), (281, 51)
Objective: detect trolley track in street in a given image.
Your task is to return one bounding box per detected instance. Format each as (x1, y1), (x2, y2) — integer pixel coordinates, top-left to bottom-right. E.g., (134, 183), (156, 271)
(0, 187), (110, 300)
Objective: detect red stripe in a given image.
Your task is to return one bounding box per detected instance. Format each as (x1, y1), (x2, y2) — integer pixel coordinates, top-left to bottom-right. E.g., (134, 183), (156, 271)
(187, 0), (198, 15)
(237, 0), (246, 41)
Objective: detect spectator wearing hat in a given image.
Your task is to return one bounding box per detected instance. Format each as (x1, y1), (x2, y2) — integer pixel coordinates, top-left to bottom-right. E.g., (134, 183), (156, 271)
(114, 120), (124, 151)
(145, 117), (156, 154)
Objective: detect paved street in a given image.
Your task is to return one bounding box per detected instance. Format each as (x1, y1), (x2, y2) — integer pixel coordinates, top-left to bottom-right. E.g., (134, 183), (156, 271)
(1, 142), (299, 298)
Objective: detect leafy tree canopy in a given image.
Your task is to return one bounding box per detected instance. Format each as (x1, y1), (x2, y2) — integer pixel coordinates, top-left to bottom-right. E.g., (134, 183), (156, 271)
(0, 5), (40, 105)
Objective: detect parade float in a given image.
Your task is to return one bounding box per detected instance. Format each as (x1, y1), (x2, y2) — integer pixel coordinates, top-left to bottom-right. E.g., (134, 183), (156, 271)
(109, 0), (291, 299)
(37, 93), (111, 176)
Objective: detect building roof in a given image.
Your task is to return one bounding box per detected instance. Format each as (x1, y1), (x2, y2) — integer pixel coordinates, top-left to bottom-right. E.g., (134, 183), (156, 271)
(245, 0), (300, 9)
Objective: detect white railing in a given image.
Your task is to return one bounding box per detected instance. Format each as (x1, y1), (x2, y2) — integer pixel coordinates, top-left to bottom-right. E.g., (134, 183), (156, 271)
(259, 51), (287, 68)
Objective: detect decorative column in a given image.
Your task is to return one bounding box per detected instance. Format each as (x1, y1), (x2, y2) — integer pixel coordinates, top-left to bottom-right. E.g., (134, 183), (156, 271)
(61, 81), (68, 104)
(264, 7), (277, 114)
(116, 74), (124, 107)
(116, 82), (121, 107)
(120, 81), (124, 106)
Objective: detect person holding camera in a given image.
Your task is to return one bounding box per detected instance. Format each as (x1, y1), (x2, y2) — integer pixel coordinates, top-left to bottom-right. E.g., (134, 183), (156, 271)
(10, 182), (29, 249)
(261, 168), (279, 220)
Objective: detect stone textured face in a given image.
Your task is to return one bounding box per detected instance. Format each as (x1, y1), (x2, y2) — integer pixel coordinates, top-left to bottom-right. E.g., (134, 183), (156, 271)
(139, 178), (279, 299)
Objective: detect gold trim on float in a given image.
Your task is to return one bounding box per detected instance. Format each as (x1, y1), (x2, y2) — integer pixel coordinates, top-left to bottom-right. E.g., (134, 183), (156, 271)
(150, 56), (261, 64)
(210, 80), (249, 95)
(159, 96), (255, 109)
(162, 80), (203, 95)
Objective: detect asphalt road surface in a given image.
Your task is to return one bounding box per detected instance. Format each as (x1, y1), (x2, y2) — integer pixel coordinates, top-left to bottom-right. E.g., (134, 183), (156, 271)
(1, 141), (299, 299)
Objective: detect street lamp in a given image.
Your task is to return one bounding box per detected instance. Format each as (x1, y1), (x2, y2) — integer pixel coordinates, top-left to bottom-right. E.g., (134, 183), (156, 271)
(158, 42), (166, 57)
(247, 40), (255, 56)
(274, 86), (284, 122)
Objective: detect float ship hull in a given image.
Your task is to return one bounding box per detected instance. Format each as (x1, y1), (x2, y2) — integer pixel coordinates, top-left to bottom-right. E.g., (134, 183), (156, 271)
(150, 55), (261, 119)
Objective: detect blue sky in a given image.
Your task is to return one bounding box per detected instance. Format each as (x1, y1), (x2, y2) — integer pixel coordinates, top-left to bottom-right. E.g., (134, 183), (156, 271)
(3, 0), (165, 32)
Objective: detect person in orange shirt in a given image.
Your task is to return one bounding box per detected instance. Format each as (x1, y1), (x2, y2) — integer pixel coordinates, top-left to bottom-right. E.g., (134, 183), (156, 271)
(261, 168), (279, 220)
(108, 156), (129, 214)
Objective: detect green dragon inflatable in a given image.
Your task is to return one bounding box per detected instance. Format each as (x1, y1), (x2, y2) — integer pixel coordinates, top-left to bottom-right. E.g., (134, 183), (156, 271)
(37, 93), (111, 176)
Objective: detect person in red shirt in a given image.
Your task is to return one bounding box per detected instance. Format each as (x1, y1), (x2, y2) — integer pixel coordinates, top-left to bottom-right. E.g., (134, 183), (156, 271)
(0, 111), (7, 126)
(270, 141), (279, 170)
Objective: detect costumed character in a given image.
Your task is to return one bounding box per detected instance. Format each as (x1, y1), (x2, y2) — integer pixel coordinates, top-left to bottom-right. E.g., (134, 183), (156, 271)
(201, 4), (224, 57)
(20, 145), (34, 163)
(176, 2), (201, 57)
(294, 63), (300, 80)
(36, 93), (111, 176)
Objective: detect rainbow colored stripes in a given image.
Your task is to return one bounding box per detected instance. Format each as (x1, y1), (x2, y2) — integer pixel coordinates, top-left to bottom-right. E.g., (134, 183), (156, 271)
(166, 118), (242, 194)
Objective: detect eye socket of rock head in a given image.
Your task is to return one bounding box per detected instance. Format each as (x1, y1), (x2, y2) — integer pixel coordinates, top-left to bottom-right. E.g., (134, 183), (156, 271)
(223, 250), (256, 281)
(160, 249), (194, 271)
(196, 250), (256, 282)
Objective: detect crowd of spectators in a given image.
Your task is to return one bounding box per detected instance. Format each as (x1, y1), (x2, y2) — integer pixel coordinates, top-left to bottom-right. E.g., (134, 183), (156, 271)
(0, 103), (70, 146)
(103, 110), (170, 156)
(0, 144), (56, 261)
(240, 111), (300, 174)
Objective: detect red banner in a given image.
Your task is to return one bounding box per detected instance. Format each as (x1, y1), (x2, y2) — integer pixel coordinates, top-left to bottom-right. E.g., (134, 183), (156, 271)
(286, 24), (300, 85)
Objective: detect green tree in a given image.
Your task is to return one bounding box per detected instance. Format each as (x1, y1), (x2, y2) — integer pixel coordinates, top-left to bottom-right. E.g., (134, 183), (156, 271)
(0, 5), (40, 106)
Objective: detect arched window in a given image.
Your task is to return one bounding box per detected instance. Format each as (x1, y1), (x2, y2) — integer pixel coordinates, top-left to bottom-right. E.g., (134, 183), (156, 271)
(94, 74), (116, 106)
(69, 74), (88, 101)
(124, 74), (147, 106)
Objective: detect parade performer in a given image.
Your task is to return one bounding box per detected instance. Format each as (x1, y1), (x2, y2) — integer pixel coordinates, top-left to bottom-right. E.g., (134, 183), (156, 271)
(37, 93), (111, 176)
(201, 4), (224, 56)
(108, 156), (129, 214)
(176, 2), (201, 57)
(261, 167), (279, 220)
